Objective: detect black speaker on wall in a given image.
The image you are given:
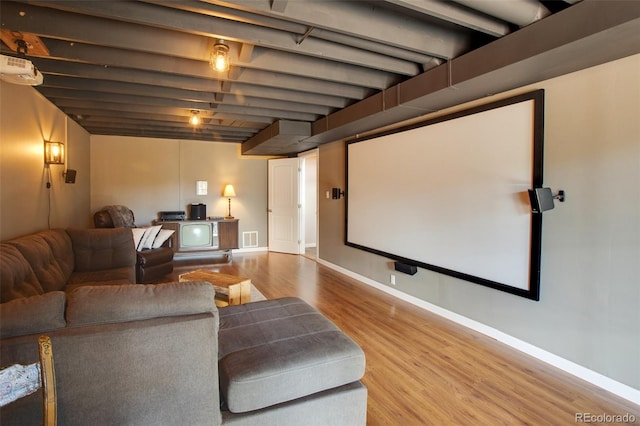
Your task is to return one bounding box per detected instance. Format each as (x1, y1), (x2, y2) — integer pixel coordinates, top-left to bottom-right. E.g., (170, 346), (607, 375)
(394, 261), (418, 275)
(64, 169), (77, 184)
(528, 188), (555, 213)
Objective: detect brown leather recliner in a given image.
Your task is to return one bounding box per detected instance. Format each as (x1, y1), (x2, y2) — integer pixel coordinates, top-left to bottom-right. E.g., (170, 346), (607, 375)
(93, 206), (174, 284)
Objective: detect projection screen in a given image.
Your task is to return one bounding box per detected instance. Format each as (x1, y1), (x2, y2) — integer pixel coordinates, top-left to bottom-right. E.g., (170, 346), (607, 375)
(346, 90), (544, 300)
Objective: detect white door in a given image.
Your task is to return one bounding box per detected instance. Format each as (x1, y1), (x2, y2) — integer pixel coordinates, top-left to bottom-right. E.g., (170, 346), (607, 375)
(268, 157), (303, 254)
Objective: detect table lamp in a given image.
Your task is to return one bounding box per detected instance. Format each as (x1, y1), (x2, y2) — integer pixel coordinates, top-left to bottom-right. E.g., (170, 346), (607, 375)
(223, 184), (236, 219)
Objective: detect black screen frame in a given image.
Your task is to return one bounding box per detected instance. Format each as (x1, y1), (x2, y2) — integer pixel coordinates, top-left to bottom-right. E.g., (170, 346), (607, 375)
(345, 90), (545, 300)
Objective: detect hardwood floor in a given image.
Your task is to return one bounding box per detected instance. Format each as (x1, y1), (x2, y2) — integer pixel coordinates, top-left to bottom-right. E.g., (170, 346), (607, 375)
(167, 252), (639, 425)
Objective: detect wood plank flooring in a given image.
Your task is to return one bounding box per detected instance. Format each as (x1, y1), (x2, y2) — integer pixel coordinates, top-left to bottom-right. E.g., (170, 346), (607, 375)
(166, 252), (639, 425)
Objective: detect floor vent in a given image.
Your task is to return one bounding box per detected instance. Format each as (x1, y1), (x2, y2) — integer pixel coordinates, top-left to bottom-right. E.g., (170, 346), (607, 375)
(243, 231), (258, 248)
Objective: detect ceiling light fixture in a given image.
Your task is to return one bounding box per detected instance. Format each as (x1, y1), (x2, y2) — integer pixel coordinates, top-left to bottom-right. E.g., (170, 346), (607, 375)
(211, 40), (230, 72)
(189, 110), (201, 125)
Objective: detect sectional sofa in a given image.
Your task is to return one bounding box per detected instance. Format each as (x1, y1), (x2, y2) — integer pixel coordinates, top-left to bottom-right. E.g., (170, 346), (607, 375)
(0, 228), (367, 425)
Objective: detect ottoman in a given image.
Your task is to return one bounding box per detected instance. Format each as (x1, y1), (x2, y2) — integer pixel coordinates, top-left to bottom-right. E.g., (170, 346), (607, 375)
(217, 297), (366, 413)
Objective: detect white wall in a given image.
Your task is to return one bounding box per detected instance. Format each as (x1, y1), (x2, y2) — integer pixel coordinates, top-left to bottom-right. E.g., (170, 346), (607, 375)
(0, 82), (91, 240)
(90, 136), (268, 247)
(303, 153), (317, 247)
(318, 54), (640, 391)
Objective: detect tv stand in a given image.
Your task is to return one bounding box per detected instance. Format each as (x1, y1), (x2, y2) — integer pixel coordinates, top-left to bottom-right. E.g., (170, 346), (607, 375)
(155, 218), (239, 261)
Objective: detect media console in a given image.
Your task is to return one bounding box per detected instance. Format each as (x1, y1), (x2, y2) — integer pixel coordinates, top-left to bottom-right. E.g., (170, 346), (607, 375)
(154, 218), (239, 261)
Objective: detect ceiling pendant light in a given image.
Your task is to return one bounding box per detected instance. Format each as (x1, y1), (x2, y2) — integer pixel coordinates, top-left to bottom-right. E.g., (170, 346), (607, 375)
(211, 40), (230, 72)
(189, 110), (201, 125)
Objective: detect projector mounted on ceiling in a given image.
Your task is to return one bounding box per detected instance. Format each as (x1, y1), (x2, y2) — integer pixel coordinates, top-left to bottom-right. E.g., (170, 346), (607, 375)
(0, 54), (43, 86)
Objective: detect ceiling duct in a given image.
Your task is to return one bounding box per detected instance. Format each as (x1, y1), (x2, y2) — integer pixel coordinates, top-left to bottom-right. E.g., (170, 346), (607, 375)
(242, 0), (640, 155)
(452, 0), (551, 27)
(242, 120), (311, 155)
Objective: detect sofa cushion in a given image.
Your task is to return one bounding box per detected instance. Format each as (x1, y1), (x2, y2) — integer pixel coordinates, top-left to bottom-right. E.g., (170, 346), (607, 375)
(0, 291), (66, 338)
(6, 229), (74, 293)
(66, 228), (136, 272)
(66, 269), (134, 289)
(66, 282), (218, 327)
(218, 297), (366, 413)
(0, 244), (44, 303)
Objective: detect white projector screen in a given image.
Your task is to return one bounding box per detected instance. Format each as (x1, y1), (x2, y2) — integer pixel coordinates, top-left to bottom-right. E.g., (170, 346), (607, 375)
(346, 91), (544, 300)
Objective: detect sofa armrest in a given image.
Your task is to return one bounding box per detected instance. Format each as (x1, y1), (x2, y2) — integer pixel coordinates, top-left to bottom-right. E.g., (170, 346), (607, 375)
(137, 247), (174, 266)
(1, 313), (222, 426)
(59, 314), (221, 425)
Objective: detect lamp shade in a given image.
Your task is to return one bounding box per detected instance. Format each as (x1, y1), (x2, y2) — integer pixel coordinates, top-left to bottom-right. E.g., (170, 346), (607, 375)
(223, 184), (236, 197)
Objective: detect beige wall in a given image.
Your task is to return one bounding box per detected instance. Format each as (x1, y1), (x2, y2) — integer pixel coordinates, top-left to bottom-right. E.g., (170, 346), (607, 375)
(0, 82), (91, 240)
(318, 54), (640, 390)
(90, 136), (268, 247)
(303, 152), (317, 247)
(1, 52), (637, 393)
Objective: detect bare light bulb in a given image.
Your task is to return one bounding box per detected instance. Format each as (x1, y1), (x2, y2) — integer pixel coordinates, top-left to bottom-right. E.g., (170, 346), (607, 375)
(211, 41), (230, 72)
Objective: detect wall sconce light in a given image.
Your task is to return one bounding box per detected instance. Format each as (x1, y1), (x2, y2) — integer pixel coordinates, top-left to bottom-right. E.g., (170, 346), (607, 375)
(332, 187), (344, 199)
(223, 184), (236, 219)
(44, 141), (64, 165)
(189, 110), (201, 126)
(211, 40), (230, 72)
(528, 187), (565, 213)
(196, 180), (208, 196)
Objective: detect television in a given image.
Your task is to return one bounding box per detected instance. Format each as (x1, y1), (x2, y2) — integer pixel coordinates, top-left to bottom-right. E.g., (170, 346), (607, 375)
(179, 222), (219, 250)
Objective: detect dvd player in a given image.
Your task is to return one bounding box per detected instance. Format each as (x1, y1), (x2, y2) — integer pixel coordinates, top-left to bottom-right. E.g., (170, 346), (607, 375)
(158, 211), (186, 221)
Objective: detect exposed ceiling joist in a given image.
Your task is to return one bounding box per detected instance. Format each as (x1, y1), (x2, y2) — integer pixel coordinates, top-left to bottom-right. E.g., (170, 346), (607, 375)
(2, 0), (636, 155)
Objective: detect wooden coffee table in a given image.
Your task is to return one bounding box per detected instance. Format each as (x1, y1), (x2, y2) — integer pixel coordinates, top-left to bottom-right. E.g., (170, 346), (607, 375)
(178, 269), (251, 307)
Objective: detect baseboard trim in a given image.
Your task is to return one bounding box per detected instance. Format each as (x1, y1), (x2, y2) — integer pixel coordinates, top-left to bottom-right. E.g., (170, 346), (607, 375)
(173, 247), (267, 261)
(316, 258), (640, 405)
(235, 246), (268, 254)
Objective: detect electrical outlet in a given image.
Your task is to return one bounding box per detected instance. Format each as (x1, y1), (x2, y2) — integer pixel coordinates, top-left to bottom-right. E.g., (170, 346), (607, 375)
(390, 274), (396, 285)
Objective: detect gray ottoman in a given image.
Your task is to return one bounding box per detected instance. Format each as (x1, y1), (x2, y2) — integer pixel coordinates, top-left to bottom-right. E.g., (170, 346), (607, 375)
(218, 297), (366, 413)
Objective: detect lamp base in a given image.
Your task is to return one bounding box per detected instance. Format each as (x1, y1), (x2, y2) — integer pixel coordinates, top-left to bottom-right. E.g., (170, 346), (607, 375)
(224, 216), (234, 220)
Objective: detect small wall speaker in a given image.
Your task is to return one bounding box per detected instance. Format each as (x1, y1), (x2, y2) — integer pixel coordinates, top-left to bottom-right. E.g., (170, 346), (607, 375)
(394, 261), (417, 275)
(528, 187), (555, 213)
(64, 169), (77, 184)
